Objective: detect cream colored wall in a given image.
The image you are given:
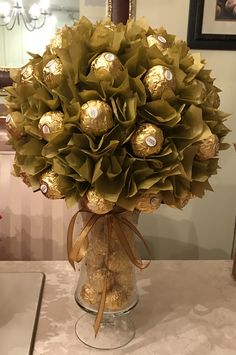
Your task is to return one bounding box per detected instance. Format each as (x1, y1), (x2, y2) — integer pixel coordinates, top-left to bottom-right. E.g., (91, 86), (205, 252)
(136, 0), (236, 259)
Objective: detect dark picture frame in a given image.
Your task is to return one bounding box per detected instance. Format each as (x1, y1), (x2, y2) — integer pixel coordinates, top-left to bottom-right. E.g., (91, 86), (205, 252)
(187, 0), (236, 50)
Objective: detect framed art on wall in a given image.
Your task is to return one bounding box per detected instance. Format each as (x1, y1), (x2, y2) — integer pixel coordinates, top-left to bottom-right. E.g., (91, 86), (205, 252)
(187, 0), (236, 50)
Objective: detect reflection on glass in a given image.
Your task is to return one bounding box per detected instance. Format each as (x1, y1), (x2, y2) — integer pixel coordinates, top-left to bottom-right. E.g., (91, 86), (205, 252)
(0, 0), (106, 68)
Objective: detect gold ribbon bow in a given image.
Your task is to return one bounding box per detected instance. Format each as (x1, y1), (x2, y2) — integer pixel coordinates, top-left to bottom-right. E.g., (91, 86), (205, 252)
(67, 209), (152, 337)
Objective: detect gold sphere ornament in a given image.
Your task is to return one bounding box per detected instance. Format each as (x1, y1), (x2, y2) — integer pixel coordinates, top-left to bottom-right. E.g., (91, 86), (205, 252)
(135, 191), (162, 213)
(49, 29), (69, 54)
(143, 65), (176, 100)
(81, 283), (99, 305)
(39, 170), (64, 199)
(91, 52), (124, 80)
(5, 113), (23, 139)
(86, 189), (114, 214)
(21, 64), (34, 83)
(38, 111), (64, 141)
(131, 123), (164, 158)
(147, 34), (169, 50)
(43, 58), (63, 89)
(88, 268), (114, 293)
(105, 286), (128, 311)
(80, 100), (114, 136)
(106, 251), (131, 273)
(196, 134), (219, 160)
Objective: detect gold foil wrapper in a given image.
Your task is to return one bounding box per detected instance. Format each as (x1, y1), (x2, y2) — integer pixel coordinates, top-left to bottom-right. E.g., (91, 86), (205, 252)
(106, 251), (131, 273)
(21, 64), (34, 83)
(131, 123), (164, 158)
(170, 192), (193, 209)
(38, 111), (64, 141)
(88, 268), (114, 293)
(196, 134), (219, 161)
(39, 170), (64, 199)
(81, 283), (99, 305)
(147, 34), (169, 50)
(143, 65), (176, 99)
(135, 191), (162, 213)
(86, 189), (114, 214)
(43, 58), (63, 89)
(105, 286), (128, 311)
(115, 268), (135, 292)
(5, 114), (22, 139)
(86, 249), (105, 269)
(91, 52), (124, 80)
(80, 100), (114, 136)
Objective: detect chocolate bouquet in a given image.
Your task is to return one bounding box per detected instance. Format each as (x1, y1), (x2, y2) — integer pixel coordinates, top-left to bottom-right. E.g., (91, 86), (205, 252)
(5, 17), (230, 334)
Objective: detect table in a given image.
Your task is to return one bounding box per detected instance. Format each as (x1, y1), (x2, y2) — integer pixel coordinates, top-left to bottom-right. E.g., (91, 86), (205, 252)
(1, 261), (236, 355)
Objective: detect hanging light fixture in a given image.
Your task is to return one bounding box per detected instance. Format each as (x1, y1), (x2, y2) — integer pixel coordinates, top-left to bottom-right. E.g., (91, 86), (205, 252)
(0, 0), (50, 31)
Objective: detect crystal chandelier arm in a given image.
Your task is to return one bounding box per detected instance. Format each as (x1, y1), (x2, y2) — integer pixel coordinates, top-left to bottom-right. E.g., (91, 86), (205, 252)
(20, 10), (47, 31)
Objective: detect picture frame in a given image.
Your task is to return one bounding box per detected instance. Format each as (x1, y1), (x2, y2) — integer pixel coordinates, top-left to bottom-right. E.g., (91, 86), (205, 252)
(187, 0), (236, 50)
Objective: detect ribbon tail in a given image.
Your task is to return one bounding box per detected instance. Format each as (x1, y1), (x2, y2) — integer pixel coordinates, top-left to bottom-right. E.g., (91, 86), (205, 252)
(67, 210), (81, 269)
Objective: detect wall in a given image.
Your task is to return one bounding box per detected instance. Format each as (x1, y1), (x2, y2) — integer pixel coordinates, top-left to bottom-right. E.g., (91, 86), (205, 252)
(136, 0), (236, 259)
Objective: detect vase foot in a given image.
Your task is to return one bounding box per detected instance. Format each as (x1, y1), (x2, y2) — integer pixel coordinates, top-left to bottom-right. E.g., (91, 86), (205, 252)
(75, 313), (135, 350)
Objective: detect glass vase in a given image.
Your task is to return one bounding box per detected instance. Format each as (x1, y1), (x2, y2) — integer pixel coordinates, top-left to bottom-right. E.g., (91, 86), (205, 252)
(74, 208), (139, 350)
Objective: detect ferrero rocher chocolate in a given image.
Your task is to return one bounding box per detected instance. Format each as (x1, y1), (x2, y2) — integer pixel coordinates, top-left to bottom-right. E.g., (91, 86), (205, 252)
(39, 170), (64, 199)
(5, 114), (23, 139)
(38, 111), (64, 141)
(81, 283), (99, 305)
(115, 269), (135, 292)
(43, 58), (63, 89)
(105, 286), (128, 311)
(147, 34), (169, 50)
(135, 191), (162, 213)
(88, 268), (114, 293)
(20, 172), (31, 187)
(196, 134), (219, 160)
(143, 65), (175, 99)
(80, 100), (114, 136)
(91, 52), (124, 80)
(86, 189), (114, 214)
(86, 249), (104, 269)
(131, 123), (164, 157)
(106, 251), (131, 273)
(21, 64), (34, 83)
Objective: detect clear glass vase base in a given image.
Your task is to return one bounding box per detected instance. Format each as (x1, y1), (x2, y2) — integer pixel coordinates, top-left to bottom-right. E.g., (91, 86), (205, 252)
(75, 313), (135, 350)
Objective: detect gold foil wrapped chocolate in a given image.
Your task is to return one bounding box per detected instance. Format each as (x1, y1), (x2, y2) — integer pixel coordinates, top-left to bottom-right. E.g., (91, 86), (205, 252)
(86, 189), (114, 214)
(135, 191), (162, 213)
(86, 249), (104, 269)
(143, 65), (176, 99)
(115, 269), (135, 292)
(88, 268), (114, 293)
(5, 114), (23, 139)
(131, 123), (164, 158)
(21, 64), (34, 83)
(81, 283), (99, 305)
(43, 58), (63, 89)
(91, 52), (124, 80)
(147, 34), (169, 50)
(39, 170), (64, 199)
(106, 251), (131, 272)
(105, 286), (128, 311)
(196, 134), (219, 160)
(80, 100), (114, 136)
(38, 111), (64, 141)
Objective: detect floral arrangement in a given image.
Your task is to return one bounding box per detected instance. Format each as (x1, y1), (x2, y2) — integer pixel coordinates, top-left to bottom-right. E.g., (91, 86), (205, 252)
(6, 17), (229, 214)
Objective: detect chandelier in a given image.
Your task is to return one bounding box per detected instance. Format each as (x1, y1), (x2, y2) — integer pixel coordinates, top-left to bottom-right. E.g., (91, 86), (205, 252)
(0, 0), (50, 31)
